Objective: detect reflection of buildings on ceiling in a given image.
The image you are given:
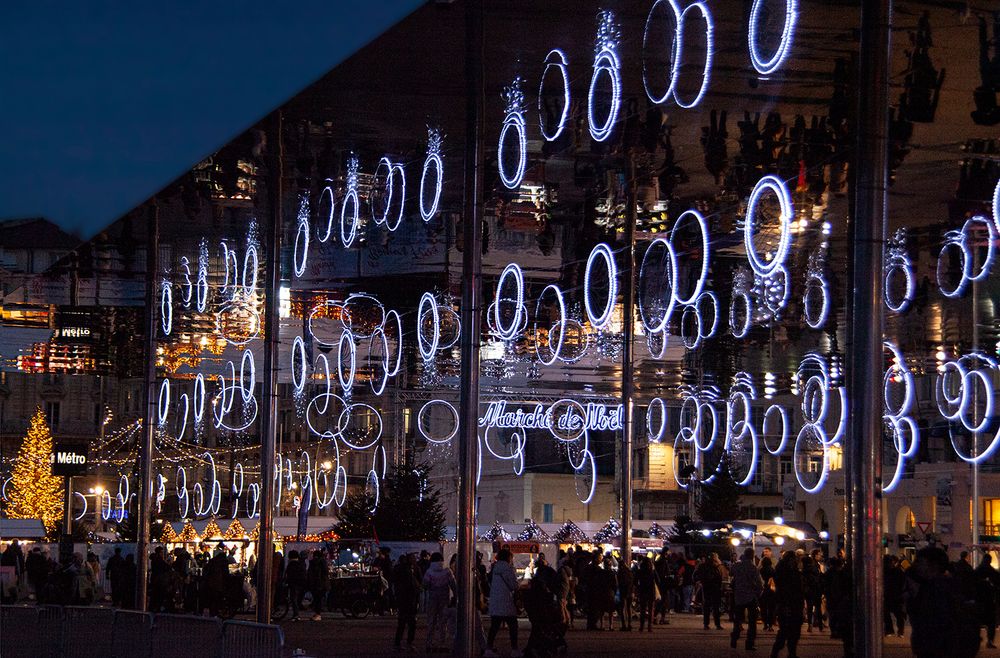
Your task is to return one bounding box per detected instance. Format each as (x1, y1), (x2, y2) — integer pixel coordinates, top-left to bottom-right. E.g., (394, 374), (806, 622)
(0, 218), (79, 303)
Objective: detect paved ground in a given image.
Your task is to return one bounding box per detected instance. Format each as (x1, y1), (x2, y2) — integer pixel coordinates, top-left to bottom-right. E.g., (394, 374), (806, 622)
(276, 611), (918, 657)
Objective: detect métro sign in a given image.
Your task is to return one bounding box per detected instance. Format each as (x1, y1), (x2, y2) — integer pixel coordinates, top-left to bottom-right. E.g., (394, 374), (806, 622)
(50, 443), (89, 476)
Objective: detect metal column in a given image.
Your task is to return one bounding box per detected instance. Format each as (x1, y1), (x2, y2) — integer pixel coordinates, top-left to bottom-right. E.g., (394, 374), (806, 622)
(846, 0), (892, 656)
(255, 111), (284, 623)
(135, 202), (159, 611)
(456, 0), (485, 654)
(619, 155), (638, 561)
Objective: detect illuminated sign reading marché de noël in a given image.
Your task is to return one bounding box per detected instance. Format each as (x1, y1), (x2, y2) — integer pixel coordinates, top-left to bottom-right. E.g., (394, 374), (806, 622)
(477, 400), (623, 433)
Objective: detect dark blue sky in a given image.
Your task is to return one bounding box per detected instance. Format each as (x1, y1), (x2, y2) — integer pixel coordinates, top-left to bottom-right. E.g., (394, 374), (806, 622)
(0, 1), (423, 239)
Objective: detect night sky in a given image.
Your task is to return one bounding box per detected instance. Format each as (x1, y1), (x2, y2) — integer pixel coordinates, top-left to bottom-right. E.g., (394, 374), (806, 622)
(0, 1), (423, 239)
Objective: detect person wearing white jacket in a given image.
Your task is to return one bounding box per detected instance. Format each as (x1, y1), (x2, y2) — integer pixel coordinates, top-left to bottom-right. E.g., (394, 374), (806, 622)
(422, 552), (456, 652)
(485, 549), (521, 658)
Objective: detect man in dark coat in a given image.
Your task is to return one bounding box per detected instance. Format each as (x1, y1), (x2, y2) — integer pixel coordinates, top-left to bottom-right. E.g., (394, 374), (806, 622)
(392, 554), (422, 651)
(975, 553), (1000, 648)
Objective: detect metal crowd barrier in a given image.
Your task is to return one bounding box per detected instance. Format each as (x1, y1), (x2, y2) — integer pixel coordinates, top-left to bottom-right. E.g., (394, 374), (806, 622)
(0, 605), (284, 658)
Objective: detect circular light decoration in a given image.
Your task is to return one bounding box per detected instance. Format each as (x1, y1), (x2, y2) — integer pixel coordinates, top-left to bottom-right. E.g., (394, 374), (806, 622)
(748, 0), (798, 76)
(935, 351), (1000, 464)
(796, 352), (848, 449)
(193, 373), (206, 425)
(317, 183), (336, 243)
(417, 399), (459, 444)
(884, 229), (915, 313)
(534, 284), (566, 366)
(307, 300), (349, 347)
(337, 330), (356, 394)
(160, 279), (172, 336)
(179, 257), (193, 308)
(730, 291), (752, 339)
(344, 292), (386, 340)
(646, 397), (668, 443)
(584, 243), (618, 330)
(341, 155), (360, 248)
(994, 178), (1000, 232)
(157, 379), (170, 426)
(744, 174), (793, 278)
(642, 0), (682, 105)
(494, 263), (526, 341)
(196, 240), (209, 313)
(883, 341), (920, 493)
(803, 250), (829, 329)
(673, 2), (714, 109)
(417, 292), (440, 360)
(548, 398), (588, 443)
(574, 449), (597, 505)
(384, 309), (404, 377)
(499, 78), (528, 190)
(761, 404), (789, 455)
(369, 327), (389, 396)
(793, 424), (829, 494)
(638, 237), (678, 334)
(937, 216), (996, 298)
(539, 49), (571, 142)
(420, 128), (443, 222)
(72, 491), (88, 521)
(680, 291), (718, 349)
(291, 336), (307, 394)
(588, 10), (622, 142)
(372, 156), (406, 232)
(483, 425), (527, 462)
(294, 194), (310, 278)
(239, 349), (255, 403)
(337, 403), (382, 450)
(669, 210), (710, 305)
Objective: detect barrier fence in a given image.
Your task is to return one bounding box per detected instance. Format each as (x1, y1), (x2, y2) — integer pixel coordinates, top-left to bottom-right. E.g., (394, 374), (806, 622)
(0, 605), (284, 658)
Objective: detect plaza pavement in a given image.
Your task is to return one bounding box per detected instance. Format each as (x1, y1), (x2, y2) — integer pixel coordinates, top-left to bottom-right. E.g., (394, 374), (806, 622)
(277, 610), (918, 657)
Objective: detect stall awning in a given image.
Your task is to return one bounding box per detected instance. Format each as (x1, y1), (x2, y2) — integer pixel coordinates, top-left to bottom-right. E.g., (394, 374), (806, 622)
(0, 518), (46, 539)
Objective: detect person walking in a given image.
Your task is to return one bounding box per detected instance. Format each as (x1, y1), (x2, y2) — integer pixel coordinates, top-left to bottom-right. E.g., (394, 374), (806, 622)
(306, 550), (330, 621)
(802, 549), (825, 632)
(770, 551), (805, 658)
(485, 549), (521, 658)
(694, 554), (724, 630)
(635, 556), (661, 633)
(106, 548), (124, 607)
(392, 554), (422, 651)
(284, 550), (307, 622)
(975, 553), (1000, 648)
(759, 549), (777, 632)
(617, 556), (634, 631)
(730, 548), (764, 651)
(883, 554), (907, 638)
(422, 552), (456, 652)
(908, 546), (979, 658)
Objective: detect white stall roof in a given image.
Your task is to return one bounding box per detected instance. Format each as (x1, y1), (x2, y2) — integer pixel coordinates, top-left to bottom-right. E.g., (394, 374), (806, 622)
(0, 518), (47, 539)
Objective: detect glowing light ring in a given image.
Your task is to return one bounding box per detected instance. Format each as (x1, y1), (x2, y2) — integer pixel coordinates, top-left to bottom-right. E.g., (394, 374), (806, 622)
(1, 477), (11, 501)
(673, 2), (714, 109)
(638, 237), (678, 333)
(884, 261), (914, 313)
(681, 304), (703, 349)
(699, 291), (719, 338)
(672, 429), (694, 489)
(793, 424), (829, 494)
(175, 393), (189, 440)
(160, 280), (172, 336)
(373, 158), (406, 232)
(196, 273), (208, 314)
(749, 0), (798, 76)
(212, 385), (258, 432)
(366, 470), (380, 512)
(317, 185), (336, 243)
(555, 320), (591, 364)
(337, 330), (357, 394)
(417, 399), (459, 444)
(762, 404), (789, 455)
(175, 468), (189, 518)
(73, 492), (87, 521)
(385, 310), (404, 377)
(994, 179), (1000, 233)
(566, 431), (591, 470)
(307, 301), (349, 348)
(340, 188), (359, 248)
(499, 109), (528, 189)
(294, 209), (310, 278)
(305, 390), (345, 439)
(670, 210), (710, 305)
(291, 336), (307, 394)
(584, 243), (618, 330)
(936, 360), (966, 421)
(494, 263), (526, 341)
(374, 445), (387, 479)
(803, 274), (829, 329)
(938, 216), (997, 297)
(730, 289), (752, 338)
(883, 416), (914, 493)
(101, 490), (113, 521)
(883, 341), (915, 418)
(180, 257), (193, 308)
(417, 293), (440, 360)
(157, 379), (170, 426)
(231, 462), (244, 518)
(539, 49), (570, 142)
(646, 397), (668, 443)
(548, 398), (588, 443)
(646, 328), (669, 359)
(239, 350), (255, 403)
(693, 399), (719, 452)
(573, 449), (597, 504)
(961, 368), (994, 434)
(242, 244), (258, 298)
(369, 328), (389, 396)
(587, 47), (621, 142)
(336, 403), (383, 450)
(483, 425), (527, 461)
(534, 284), (566, 366)
(420, 136), (443, 222)
(744, 175), (793, 278)
(372, 157), (393, 226)
(642, 0), (683, 105)
(727, 420), (758, 487)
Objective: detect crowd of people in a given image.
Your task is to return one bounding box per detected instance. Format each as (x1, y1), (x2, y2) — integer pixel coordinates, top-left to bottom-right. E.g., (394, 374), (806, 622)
(5, 538), (1000, 657)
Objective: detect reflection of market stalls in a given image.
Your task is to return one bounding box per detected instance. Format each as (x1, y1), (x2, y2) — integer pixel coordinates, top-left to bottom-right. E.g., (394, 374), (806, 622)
(159, 518), (270, 564)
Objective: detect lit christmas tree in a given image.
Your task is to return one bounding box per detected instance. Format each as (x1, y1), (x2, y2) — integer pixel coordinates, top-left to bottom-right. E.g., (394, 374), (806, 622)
(593, 517), (622, 543)
(553, 520), (588, 544)
(6, 408), (64, 533)
(517, 518), (552, 542)
(480, 520), (512, 542)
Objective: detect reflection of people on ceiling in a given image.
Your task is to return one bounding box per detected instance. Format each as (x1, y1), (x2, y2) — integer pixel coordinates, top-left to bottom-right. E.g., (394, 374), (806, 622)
(972, 13), (1000, 125)
(901, 11), (945, 123)
(701, 110), (729, 186)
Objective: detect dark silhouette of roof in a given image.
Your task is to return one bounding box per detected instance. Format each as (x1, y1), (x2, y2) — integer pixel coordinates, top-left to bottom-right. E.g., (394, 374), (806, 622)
(0, 218), (80, 250)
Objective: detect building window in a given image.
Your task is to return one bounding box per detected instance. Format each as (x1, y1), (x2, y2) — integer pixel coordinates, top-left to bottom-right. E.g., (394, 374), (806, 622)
(45, 401), (60, 430)
(543, 503), (554, 523)
(779, 457), (793, 475)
